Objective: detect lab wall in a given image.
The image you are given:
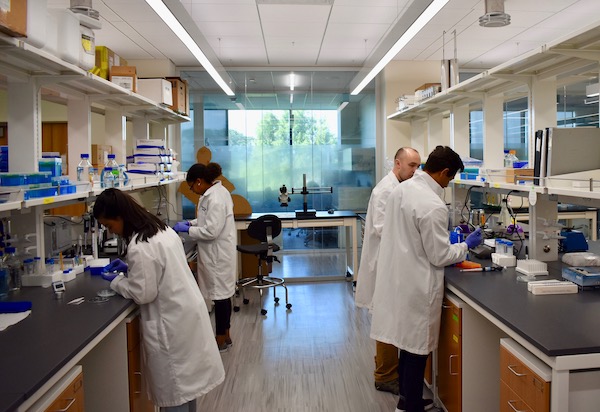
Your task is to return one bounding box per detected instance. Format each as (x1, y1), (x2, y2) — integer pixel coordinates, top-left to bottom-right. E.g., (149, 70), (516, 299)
(383, 60), (441, 159)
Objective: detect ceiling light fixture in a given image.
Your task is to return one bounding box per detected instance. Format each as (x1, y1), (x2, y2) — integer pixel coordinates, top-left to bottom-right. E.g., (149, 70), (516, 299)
(235, 102), (245, 110)
(290, 94), (294, 104)
(144, 0), (234, 96)
(351, 0), (449, 95)
(337, 101), (349, 111)
(479, 0), (511, 28)
(290, 73), (295, 91)
(586, 83), (599, 98)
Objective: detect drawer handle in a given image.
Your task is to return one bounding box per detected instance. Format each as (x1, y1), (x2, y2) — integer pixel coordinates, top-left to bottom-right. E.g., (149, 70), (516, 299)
(507, 400), (527, 412)
(134, 371), (143, 394)
(442, 304), (452, 309)
(507, 364), (527, 377)
(50, 398), (76, 412)
(449, 354), (459, 376)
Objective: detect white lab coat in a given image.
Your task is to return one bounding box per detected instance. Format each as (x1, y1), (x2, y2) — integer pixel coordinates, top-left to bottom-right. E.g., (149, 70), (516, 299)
(188, 180), (237, 300)
(370, 172), (468, 355)
(110, 227), (225, 407)
(355, 171), (400, 309)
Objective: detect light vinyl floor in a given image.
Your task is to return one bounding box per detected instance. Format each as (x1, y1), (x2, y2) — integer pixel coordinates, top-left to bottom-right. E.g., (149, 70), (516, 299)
(197, 281), (431, 412)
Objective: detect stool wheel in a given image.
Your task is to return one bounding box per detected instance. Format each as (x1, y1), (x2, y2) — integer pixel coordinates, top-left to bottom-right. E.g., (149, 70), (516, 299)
(274, 297), (280, 303)
(233, 306), (240, 312)
(286, 303), (292, 310)
(243, 298), (249, 305)
(260, 309), (267, 315)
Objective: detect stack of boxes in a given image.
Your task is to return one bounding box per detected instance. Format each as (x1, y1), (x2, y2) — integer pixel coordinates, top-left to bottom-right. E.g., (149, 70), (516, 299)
(127, 139), (173, 178)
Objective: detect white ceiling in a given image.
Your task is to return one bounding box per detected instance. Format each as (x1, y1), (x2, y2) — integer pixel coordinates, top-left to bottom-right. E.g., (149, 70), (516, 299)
(48, 0), (600, 99)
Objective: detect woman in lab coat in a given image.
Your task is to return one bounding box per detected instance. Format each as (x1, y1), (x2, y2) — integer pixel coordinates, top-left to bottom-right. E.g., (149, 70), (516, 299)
(93, 188), (225, 412)
(370, 146), (481, 412)
(174, 162), (237, 352)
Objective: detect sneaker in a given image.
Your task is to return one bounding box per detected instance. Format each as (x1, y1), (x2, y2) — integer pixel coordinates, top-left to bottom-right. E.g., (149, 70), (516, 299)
(395, 397), (434, 411)
(216, 335), (228, 353)
(374, 380), (399, 395)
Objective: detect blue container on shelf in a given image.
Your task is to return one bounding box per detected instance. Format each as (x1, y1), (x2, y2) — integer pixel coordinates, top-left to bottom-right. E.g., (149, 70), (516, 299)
(26, 172), (52, 184)
(24, 186), (57, 200)
(39, 156), (62, 178)
(58, 184), (76, 195)
(0, 173), (27, 186)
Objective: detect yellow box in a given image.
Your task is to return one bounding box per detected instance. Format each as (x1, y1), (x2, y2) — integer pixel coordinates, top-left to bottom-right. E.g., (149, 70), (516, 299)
(0, 0), (27, 37)
(94, 46), (124, 80)
(110, 66), (137, 93)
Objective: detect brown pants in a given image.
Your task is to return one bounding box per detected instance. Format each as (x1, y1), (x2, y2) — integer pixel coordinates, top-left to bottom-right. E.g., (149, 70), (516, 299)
(374, 340), (399, 382)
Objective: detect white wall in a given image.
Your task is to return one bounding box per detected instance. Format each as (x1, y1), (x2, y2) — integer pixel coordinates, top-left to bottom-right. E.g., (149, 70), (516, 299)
(383, 60), (441, 160)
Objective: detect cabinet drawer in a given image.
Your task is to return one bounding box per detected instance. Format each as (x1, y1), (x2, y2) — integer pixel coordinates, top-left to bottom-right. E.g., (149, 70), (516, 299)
(127, 313), (141, 350)
(45, 371), (84, 412)
(500, 340), (550, 412)
(500, 380), (533, 412)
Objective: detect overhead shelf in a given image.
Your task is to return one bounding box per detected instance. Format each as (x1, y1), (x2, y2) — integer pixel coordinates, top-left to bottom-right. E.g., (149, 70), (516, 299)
(0, 34), (189, 123)
(388, 21), (600, 122)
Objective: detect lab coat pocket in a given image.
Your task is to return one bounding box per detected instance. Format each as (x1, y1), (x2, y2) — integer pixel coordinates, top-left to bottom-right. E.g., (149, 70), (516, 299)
(142, 319), (165, 355)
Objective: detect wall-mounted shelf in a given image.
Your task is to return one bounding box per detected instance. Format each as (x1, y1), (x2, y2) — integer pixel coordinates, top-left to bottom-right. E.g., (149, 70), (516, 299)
(0, 34), (189, 124)
(388, 21), (600, 122)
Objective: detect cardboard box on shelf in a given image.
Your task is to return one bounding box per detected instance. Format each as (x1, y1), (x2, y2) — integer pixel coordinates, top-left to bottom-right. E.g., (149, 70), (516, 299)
(0, 0), (27, 37)
(110, 66), (137, 92)
(166, 77), (188, 114)
(93, 46), (126, 80)
(137, 78), (173, 106)
(505, 168), (534, 183)
(91, 144), (112, 168)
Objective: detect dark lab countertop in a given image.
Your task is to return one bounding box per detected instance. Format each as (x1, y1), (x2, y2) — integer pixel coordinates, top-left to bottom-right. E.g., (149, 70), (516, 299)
(0, 273), (134, 412)
(445, 263), (600, 357)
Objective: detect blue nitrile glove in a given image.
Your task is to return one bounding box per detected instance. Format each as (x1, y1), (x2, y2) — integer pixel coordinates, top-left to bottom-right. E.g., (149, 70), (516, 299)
(101, 271), (119, 282)
(173, 221), (191, 233)
(105, 258), (128, 274)
(465, 227), (483, 249)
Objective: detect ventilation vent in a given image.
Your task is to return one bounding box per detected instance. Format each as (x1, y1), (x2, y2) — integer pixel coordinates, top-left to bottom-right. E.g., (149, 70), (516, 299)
(479, 0), (511, 28)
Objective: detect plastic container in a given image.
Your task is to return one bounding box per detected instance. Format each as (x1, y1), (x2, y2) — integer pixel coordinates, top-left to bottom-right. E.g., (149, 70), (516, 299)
(46, 257), (56, 275)
(23, 258), (35, 276)
(0, 173), (27, 186)
(102, 167), (115, 188)
(76, 154), (94, 183)
(34, 256), (43, 275)
(79, 25), (95, 70)
(503, 150), (511, 168)
(0, 252), (8, 298)
(39, 156), (62, 178)
(5, 247), (23, 291)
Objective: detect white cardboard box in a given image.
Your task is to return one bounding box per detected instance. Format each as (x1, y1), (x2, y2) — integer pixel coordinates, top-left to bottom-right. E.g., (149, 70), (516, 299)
(137, 78), (173, 106)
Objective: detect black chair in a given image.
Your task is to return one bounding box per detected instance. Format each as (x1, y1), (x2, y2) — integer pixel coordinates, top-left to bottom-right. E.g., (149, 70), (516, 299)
(234, 214), (291, 315)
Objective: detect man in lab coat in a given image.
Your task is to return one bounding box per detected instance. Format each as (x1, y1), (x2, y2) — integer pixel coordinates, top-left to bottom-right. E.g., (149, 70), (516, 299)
(370, 146), (482, 412)
(355, 147), (421, 395)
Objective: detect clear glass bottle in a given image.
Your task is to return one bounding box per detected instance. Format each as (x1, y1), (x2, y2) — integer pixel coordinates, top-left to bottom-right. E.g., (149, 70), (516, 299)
(106, 154), (121, 187)
(509, 150), (519, 167)
(76, 153), (94, 183)
(5, 246), (23, 291)
(0, 252), (8, 298)
(102, 166), (115, 188)
(503, 149), (511, 168)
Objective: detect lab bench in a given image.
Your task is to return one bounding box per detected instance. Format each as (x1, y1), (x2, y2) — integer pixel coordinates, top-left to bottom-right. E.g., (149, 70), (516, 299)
(0, 273), (136, 412)
(442, 261), (600, 411)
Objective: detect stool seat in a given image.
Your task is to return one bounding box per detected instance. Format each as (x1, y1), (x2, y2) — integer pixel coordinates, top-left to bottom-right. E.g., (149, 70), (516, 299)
(237, 243), (281, 255)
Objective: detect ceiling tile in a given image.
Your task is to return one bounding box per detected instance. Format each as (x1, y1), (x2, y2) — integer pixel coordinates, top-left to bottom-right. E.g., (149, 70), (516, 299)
(261, 21), (327, 38)
(258, 4), (330, 23)
(190, 4), (259, 22)
(197, 21), (263, 37)
(329, 6), (398, 24)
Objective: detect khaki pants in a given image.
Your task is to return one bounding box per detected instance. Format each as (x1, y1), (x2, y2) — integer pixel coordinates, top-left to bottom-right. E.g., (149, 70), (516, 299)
(374, 340), (399, 382)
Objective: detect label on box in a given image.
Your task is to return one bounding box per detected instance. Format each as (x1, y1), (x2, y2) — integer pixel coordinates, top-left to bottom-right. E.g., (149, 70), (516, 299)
(112, 76), (134, 91)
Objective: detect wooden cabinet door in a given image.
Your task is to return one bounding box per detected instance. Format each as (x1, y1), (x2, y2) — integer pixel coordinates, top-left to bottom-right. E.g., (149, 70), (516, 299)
(45, 372), (85, 412)
(437, 297), (462, 412)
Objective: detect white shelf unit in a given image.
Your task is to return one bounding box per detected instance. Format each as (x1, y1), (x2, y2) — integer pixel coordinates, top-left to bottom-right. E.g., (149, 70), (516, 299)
(0, 33), (188, 258)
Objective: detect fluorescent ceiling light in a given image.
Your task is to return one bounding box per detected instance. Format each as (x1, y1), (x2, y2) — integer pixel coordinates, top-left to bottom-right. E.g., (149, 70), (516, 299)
(351, 0), (449, 95)
(235, 102), (245, 110)
(586, 83), (599, 98)
(290, 73), (295, 91)
(337, 101), (349, 111)
(145, 0), (234, 96)
(290, 94), (294, 104)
